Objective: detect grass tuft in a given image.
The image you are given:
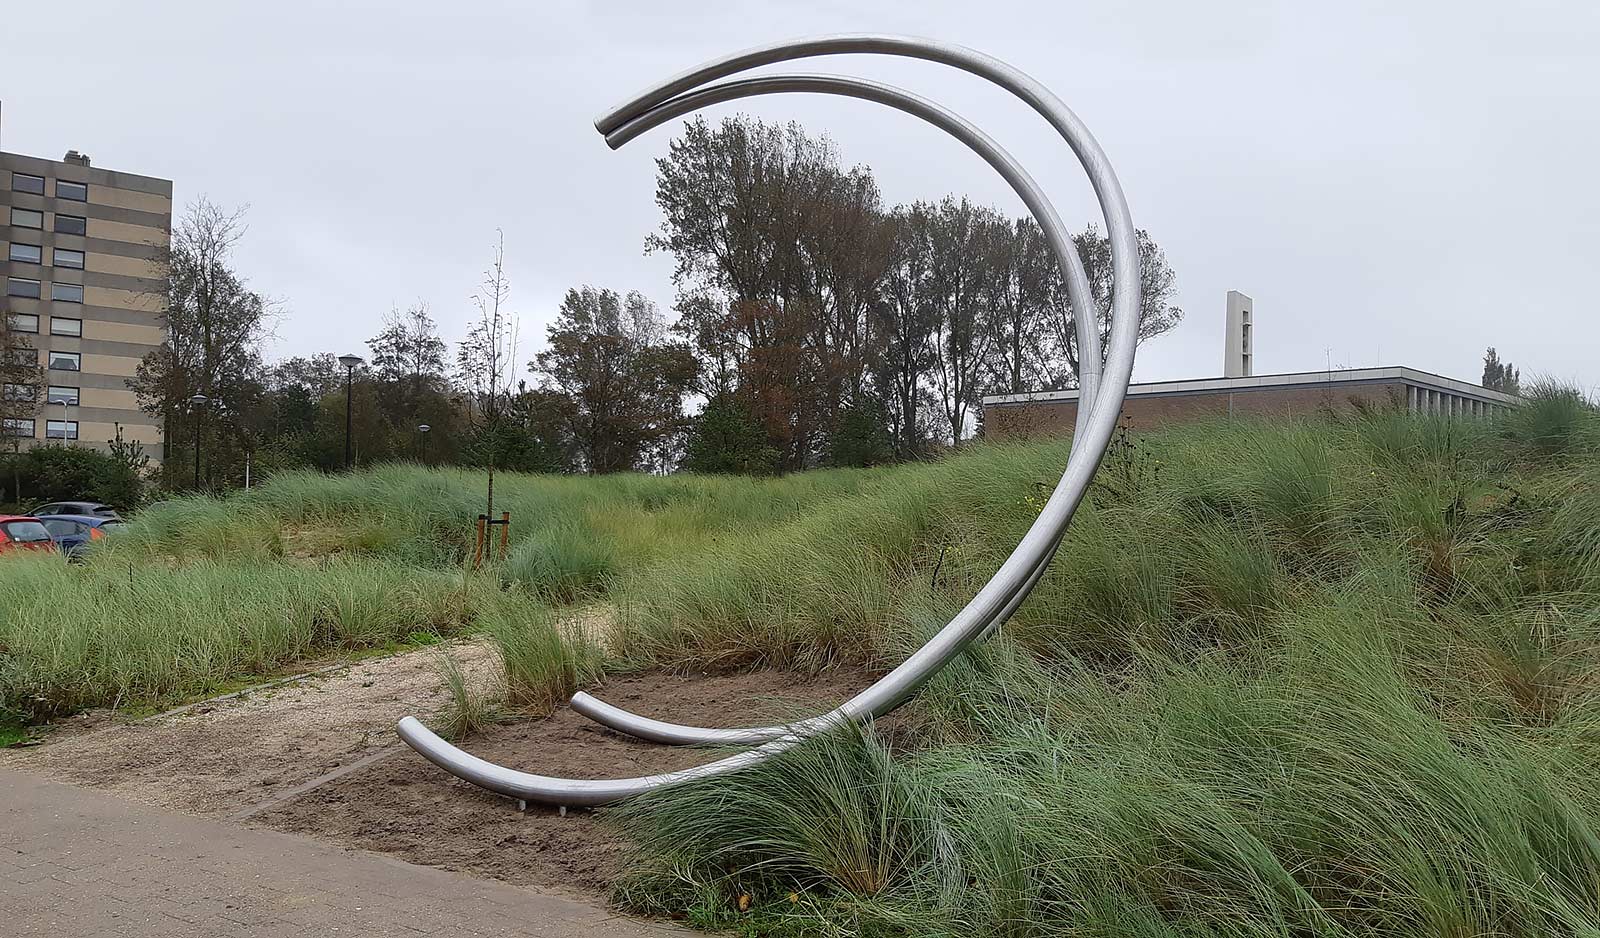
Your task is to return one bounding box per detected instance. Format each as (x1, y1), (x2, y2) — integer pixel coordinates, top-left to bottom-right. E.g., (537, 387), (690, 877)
(431, 648), (505, 741)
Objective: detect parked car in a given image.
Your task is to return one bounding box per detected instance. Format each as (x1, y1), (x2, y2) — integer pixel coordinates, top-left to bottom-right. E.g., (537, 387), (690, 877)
(36, 514), (124, 560)
(29, 501), (121, 520)
(0, 516), (57, 554)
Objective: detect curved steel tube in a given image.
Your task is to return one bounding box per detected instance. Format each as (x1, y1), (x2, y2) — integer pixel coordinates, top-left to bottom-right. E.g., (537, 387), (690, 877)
(398, 716), (807, 808)
(572, 36), (1136, 744)
(593, 32), (1123, 432)
(568, 542), (1055, 745)
(398, 35), (1141, 805)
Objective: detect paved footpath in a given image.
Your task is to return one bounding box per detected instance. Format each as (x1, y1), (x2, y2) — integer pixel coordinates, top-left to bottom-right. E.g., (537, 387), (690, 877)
(0, 768), (680, 937)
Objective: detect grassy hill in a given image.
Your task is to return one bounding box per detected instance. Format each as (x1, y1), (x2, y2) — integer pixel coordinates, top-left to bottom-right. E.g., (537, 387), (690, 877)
(2, 385), (1597, 934)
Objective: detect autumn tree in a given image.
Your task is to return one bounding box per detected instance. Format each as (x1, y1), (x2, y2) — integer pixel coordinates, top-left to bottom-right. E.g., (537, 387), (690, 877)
(534, 287), (698, 473)
(652, 115), (887, 469)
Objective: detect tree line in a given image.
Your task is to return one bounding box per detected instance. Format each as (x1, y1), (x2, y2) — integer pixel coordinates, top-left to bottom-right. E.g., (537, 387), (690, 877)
(656, 116), (1181, 471)
(12, 114), (1183, 493)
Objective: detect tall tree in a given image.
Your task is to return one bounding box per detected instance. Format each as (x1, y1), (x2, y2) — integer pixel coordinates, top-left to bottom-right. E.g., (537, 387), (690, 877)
(652, 115), (883, 469)
(924, 197), (996, 444)
(370, 302), (447, 393)
(870, 204), (938, 457)
(130, 198), (269, 488)
(534, 287), (698, 473)
(801, 163), (893, 417)
(649, 115), (1188, 466)
(1041, 224), (1183, 388)
(368, 301), (457, 460)
(1482, 347), (1520, 394)
(982, 217), (1056, 395)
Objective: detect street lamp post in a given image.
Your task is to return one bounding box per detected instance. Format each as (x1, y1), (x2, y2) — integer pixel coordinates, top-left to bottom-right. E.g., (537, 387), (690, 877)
(417, 424), (431, 464)
(337, 354), (364, 471)
(188, 393), (209, 490)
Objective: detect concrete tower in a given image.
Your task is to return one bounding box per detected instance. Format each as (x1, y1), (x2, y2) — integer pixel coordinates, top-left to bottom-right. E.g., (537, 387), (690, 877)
(1224, 290), (1253, 377)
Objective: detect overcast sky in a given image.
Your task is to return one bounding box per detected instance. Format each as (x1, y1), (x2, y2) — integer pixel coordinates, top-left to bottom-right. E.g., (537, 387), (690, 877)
(4, 1), (1596, 391)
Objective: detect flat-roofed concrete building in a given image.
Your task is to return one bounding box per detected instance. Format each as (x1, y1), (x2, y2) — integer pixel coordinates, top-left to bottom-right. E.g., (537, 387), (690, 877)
(983, 366), (1520, 438)
(2, 115), (171, 463)
(982, 291), (1519, 440)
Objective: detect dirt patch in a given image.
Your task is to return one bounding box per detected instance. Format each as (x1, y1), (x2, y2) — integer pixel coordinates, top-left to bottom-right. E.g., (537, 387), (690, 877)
(252, 667), (875, 899)
(6, 643), (879, 902)
(0, 640), (499, 816)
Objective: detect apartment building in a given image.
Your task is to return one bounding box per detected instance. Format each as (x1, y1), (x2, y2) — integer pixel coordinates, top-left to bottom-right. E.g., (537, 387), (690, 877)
(2, 121), (171, 463)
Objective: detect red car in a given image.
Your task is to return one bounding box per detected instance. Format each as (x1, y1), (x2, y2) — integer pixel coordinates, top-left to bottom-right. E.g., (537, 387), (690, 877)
(0, 516), (56, 554)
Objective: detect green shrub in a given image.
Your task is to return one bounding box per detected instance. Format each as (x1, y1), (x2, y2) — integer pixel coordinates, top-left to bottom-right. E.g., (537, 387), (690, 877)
(1502, 380), (1598, 457)
(682, 393), (779, 475)
(2, 443), (143, 509)
(503, 521), (617, 600)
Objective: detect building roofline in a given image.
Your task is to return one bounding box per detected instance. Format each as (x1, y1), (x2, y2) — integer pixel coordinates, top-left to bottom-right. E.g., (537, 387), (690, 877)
(1, 149), (173, 196)
(981, 366), (1520, 407)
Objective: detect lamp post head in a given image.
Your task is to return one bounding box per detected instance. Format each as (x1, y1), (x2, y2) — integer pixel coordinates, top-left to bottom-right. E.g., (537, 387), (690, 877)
(188, 393), (209, 407)
(338, 354), (364, 371)
(417, 424), (431, 433)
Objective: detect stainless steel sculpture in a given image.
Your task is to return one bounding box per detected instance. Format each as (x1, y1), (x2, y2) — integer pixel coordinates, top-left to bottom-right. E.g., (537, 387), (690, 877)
(397, 33), (1141, 807)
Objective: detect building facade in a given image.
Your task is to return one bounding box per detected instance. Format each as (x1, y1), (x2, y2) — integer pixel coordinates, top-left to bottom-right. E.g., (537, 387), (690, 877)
(1, 137), (171, 463)
(983, 367), (1519, 439)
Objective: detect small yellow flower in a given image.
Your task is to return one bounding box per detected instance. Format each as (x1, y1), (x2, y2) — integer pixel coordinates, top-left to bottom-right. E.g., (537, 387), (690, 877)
(788, 892), (800, 904)
(738, 893), (751, 913)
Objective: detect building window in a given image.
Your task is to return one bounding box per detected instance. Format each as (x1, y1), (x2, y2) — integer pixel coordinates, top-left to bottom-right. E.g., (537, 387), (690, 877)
(3, 383), (38, 403)
(7, 278), (42, 299)
(5, 346), (36, 367)
(8, 243), (43, 264)
(55, 180), (88, 202)
(45, 420), (78, 440)
(50, 282), (84, 303)
(49, 350), (80, 372)
(46, 385), (79, 405)
(10, 208), (44, 229)
(54, 215), (87, 236)
(8, 313), (39, 334)
(10, 173), (46, 195)
(2, 418), (35, 438)
(53, 248), (85, 270)
(50, 316), (82, 337)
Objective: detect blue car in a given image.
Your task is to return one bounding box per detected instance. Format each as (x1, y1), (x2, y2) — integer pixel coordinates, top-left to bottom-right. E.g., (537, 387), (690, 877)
(36, 514), (124, 559)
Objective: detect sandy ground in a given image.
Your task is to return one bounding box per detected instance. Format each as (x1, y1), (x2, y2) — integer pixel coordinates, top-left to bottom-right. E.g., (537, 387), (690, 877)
(0, 640), (500, 817)
(4, 644), (873, 901)
(251, 668), (873, 898)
